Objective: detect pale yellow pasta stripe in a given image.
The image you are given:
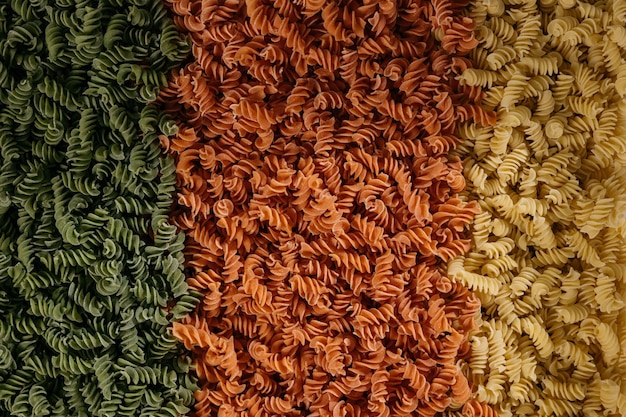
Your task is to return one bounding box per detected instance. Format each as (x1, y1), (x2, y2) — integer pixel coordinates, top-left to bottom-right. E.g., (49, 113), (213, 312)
(452, 0), (626, 415)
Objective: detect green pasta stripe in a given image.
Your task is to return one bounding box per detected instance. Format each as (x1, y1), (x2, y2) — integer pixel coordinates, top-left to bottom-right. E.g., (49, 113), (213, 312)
(0, 0), (198, 415)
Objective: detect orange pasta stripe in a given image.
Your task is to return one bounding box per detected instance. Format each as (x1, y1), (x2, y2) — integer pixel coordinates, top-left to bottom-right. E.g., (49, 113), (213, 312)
(158, 0), (495, 415)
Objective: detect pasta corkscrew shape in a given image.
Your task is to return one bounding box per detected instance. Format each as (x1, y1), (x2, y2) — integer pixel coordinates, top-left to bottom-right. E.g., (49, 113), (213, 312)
(159, 0), (496, 415)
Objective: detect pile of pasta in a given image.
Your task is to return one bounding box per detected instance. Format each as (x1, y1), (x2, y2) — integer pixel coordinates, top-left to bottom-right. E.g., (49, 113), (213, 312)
(2, 0), (626, 414)
(0, 0), (198, 415)
(448, 0), (626, 415)
(159, 0), (498, 415)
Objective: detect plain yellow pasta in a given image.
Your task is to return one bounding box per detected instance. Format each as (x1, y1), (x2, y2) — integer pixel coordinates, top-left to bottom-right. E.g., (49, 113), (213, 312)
(452, 0), (626, 415)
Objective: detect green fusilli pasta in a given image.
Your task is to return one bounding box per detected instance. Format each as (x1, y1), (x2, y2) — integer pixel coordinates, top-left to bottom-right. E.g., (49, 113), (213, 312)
(0, 0), (196, 415)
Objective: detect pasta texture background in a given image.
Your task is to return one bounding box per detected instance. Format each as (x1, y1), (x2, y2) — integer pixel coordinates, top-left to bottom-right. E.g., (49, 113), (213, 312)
(159, 0), (496, 415)
(2, 0), (626, 413)
(448, 0), (626, 415)
(0, 0), (198, 415)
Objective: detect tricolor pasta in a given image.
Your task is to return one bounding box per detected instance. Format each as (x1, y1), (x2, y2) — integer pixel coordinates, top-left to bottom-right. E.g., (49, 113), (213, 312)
(0, 0), (625, 414)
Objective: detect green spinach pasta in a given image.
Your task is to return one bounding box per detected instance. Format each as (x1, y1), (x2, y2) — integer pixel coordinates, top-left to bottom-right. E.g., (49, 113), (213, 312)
(0, 0), (198, 415)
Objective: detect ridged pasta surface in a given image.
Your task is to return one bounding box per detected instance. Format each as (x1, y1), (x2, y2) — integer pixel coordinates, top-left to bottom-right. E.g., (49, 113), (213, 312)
(158, 0), (495, 415)
(0, 0), (197, 415)
(448, 0), (626, 415)
(2, 0), (626, 414)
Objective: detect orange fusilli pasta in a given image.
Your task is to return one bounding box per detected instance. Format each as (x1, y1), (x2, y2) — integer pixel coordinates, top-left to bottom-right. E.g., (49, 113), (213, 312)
(159, 0), (494, 415)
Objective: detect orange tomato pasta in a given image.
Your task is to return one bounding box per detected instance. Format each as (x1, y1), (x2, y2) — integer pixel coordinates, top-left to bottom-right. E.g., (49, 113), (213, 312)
(158, 0), (495, 415)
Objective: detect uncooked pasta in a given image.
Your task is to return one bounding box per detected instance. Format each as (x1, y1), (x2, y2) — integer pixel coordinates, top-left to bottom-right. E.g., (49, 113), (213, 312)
(449, 0), (626, 415)
(1, 0), (626, 414)
(158, 0), (496, 415)
(0, 0), (197, 415)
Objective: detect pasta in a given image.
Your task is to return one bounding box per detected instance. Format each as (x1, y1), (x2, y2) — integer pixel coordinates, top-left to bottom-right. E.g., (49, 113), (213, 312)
(4, 0), (624, 414)
(0, 0), (196, 415)
(159, 0), (496, 415)
(452, 0), (626, 415)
